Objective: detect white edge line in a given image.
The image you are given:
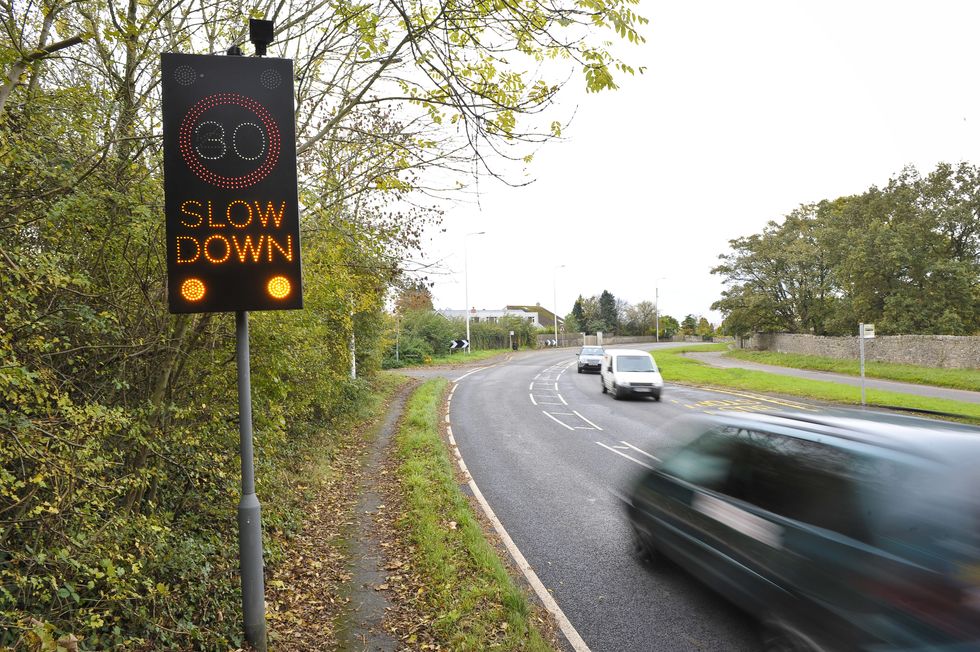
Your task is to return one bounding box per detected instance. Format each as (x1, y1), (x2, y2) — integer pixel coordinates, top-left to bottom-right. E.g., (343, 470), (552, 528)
(595, 441), (653, 469)
(572, 410), (602, 431)
(542, 411), (575, 431)
(620, 441), (661, 462)
(529, 393), (537, 406)
(447, 427), (591, 651)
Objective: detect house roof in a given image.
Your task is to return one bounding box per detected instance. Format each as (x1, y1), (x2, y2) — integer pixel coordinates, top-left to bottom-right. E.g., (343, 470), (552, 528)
(506, 304), (564, 328)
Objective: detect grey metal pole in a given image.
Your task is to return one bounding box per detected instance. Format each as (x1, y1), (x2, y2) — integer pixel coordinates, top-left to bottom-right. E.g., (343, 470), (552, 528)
(236, 311), (267, 652)
(859, 322), (866, 406)
(655, 285), (659, 343)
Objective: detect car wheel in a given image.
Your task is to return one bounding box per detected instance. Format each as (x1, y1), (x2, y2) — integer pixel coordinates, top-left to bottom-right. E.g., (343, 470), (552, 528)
(577, 366), (582, 373)
(762, 620), (819, 652)
(601, 380), (607, 394)
(630, 520), (660, 567)
(613, 383), (623, 400)
(653, 392), (661, 402)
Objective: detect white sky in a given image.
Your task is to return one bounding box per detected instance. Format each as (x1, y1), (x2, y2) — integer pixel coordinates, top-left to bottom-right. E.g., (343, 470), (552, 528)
(421, 1), (980, 325)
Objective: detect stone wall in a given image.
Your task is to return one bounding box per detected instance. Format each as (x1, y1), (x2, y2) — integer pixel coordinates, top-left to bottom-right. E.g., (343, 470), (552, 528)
(741, 333), (980, 369)
(535, 334), (674, 348)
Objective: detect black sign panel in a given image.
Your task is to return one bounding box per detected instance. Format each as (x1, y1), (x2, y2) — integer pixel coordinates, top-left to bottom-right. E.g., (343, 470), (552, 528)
(162, 53), (302, 313)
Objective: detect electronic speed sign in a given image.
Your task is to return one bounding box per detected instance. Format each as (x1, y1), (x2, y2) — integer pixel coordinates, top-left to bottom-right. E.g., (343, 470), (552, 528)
(162, 53), (302, 313)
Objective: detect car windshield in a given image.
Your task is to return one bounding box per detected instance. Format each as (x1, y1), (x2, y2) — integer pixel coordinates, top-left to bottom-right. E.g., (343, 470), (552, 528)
(581, 347), (603, 355)
(617, 355), (655, 372)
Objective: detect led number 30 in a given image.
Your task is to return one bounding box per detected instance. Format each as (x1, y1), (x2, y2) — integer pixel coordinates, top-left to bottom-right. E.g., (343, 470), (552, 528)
(193, 121), (266, 161)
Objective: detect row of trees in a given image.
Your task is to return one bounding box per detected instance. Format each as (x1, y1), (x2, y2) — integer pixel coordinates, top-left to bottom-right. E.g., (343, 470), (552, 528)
(1, 0), (644, 647)
(712, 163), (980, 336)
(564, 289), (688, 338)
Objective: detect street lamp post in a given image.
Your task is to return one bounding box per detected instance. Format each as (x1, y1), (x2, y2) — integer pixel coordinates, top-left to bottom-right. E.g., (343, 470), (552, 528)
(464, 231), (486, 353)
(553, 264), (565, 346)
(655, 277), (667, 343)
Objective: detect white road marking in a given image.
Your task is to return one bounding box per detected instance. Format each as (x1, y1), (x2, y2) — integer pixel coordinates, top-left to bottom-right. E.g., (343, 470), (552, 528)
(574, 426), (597, 430)
(529, 382), (534, 390)
(445, 421), (591, 652)
(556, 393), (568, 405)
(572, 410), (603, 431)
(619, 441), (661, 462)
(543, 411), (575, 431)
(529, 393), (537, 406)
(536, 401), (565, 406)
(454, 366), (490, 382)
(595, 441), (654, 469)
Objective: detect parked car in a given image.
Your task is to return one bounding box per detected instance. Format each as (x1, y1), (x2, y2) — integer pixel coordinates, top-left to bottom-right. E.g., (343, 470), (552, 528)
(600, 349), (663, 400)
(625, 409), (980, 651)
(577, 346), (605, 373)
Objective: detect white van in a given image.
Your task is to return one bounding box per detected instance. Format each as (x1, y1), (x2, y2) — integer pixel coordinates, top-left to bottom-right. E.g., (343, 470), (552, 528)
(600, 349), (664, 401)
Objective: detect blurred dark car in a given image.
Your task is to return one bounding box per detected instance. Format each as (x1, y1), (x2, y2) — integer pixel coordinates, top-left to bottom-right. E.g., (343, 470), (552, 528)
(577, 345), (604, 373)
(625, 409), (980, 651)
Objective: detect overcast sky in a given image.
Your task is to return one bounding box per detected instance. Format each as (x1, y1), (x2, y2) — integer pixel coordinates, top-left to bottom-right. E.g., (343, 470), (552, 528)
(420, 1), (980, 325)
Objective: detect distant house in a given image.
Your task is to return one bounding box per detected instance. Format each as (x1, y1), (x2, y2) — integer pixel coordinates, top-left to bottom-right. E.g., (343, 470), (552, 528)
(507, 304), (564, 332)
(438, 306), (546, 328)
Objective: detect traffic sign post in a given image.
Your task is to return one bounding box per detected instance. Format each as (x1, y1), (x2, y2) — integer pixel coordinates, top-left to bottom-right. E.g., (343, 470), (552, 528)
(161, 21), (298, 651)
(858, 322), (875, 406)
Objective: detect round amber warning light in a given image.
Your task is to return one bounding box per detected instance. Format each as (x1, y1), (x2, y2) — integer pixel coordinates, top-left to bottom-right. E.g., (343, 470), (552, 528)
(181, 278), (206, 302)
(267, 275), (291, 299)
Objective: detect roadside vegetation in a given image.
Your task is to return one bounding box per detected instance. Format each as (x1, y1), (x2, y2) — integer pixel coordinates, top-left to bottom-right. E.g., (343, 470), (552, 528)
(2, 0), (646, 646)
(712, 163), (980, 338)
(387, 380), (554, 651)
(383, 294), (540, 368)
(725, 350), (980, 392)
(655, 345), (980, 424)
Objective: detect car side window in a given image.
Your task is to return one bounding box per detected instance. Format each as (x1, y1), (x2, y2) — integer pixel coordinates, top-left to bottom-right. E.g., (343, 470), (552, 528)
(659, 431), (735, 493)
(730, 431), (871, 543)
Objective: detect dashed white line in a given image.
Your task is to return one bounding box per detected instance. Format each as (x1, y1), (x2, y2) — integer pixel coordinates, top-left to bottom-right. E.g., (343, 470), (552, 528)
(543, 411), (575, 431)
(595, 441), (654, 469)
(620, 441), (661, 461)
(572, 410), (603, 431)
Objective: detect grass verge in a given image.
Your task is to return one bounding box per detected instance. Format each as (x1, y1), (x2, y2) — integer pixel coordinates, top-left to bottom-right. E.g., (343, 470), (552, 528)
(422, 347), (512, 366)
(725, 349), (980, 392)
(655, 344), (980, 424)
(392, 379), (554, 651)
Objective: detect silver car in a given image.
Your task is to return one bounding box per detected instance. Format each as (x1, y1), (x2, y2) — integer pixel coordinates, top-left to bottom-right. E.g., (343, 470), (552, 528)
(576, 346), (604, 373)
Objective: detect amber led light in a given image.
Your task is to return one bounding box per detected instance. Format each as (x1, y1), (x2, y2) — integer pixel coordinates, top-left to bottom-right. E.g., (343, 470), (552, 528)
(267, 275), (291, 299)
(181, 278), (205, 301)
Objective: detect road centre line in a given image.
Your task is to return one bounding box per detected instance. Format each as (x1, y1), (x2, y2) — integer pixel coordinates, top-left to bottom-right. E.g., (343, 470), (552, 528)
(595, 441), (654, 469)
(543, 411), (575, 431)
(620, 441), (661, 462)
(445, 383), (591, 652)
(571, 410), (602, 431)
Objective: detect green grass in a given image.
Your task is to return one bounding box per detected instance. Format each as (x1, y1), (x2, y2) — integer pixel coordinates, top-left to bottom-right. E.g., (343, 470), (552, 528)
(654, 344), (980, 424)
(394, 379), (554, 651)
(421, 347), (512, 366)
(725, 349), (980, 392)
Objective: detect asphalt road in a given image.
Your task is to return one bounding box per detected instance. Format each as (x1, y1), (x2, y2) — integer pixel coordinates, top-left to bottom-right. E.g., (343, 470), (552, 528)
(446, 343), (831, 652)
